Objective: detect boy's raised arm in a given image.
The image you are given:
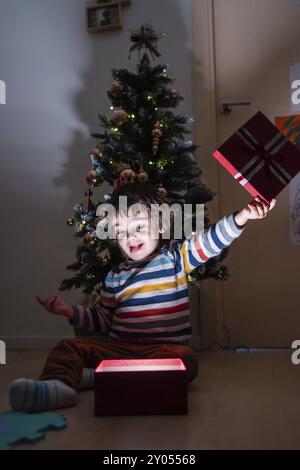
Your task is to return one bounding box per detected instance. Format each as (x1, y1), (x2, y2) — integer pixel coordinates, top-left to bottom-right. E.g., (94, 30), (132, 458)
(176, 212), (246, 274)
(175, 196), (276, 274)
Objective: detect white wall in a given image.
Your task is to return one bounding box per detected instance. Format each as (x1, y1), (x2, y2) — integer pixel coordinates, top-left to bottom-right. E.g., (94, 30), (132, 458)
(0, 0), (194, 347)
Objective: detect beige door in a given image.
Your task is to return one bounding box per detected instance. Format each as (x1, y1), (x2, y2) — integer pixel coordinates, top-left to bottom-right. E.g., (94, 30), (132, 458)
(192, 0), (300, 347)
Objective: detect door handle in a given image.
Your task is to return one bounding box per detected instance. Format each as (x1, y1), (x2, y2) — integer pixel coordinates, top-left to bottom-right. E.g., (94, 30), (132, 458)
(219, 101), (251, 115)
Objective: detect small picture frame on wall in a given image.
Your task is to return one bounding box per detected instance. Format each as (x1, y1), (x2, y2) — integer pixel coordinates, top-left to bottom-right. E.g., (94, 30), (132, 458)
(86, 1), (122, 33)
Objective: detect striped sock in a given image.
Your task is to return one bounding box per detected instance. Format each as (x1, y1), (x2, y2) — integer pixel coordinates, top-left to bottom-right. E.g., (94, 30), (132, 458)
(9, 378), (78, 412)
(79, 368), (94, 390)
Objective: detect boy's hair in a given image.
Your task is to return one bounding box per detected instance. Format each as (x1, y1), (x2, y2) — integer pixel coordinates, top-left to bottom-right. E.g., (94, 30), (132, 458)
(109, 182), (167, 211)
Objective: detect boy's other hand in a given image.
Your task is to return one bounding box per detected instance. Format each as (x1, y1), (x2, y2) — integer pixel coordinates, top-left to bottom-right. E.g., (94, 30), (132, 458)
(35, 295), (73, 319)
(235, 197), (277, 226)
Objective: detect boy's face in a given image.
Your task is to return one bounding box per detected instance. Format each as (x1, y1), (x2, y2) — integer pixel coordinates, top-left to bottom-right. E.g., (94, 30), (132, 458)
(114, 206), (160, 261)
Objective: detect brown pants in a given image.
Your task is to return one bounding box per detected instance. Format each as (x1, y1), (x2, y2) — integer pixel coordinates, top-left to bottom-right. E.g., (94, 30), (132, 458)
(38, 336), (199, 391)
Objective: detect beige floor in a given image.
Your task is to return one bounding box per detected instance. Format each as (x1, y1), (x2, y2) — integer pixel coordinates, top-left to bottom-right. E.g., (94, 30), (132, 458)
(1, 349), (300, 450)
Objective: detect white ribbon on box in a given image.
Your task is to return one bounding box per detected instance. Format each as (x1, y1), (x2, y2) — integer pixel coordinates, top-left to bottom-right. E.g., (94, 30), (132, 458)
(233, 126), (293, 187)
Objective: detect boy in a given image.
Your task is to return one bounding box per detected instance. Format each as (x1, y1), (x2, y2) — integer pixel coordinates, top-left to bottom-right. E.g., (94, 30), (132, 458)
(9, 183), (276, 412)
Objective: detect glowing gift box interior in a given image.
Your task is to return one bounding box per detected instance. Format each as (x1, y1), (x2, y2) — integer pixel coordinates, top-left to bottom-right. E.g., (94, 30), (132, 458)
(95, 358), (188, 416)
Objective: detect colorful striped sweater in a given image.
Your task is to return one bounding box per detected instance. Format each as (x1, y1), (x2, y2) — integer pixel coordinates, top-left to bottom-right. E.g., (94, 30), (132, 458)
(71, 212), (245, 343)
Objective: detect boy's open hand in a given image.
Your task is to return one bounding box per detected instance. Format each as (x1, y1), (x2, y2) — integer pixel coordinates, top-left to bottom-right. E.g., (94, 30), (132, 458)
(235, 196), (277, 226)
(35, 295), (73, 319)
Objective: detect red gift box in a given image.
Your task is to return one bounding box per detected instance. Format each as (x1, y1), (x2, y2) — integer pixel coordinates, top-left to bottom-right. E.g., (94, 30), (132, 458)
(94, 358), (188, 416)
(213, 111), (300, 204)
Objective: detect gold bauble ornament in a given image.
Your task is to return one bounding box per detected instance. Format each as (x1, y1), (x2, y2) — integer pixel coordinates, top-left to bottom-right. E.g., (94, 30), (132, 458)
(136, 170), (149, 183)
(91, 147), (102, 157)
(99, 248), (110, 266)
(110, 80), (124, 97)
(84, 232), (96, 246)
(112, 109), (128, 125)
(118, 167), (136, 186)
(170, 86), (180, 98)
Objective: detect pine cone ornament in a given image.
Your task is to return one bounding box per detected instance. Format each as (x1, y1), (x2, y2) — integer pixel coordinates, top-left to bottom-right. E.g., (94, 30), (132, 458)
(152, 121), (162, 155)
(83, 188), (93, 212)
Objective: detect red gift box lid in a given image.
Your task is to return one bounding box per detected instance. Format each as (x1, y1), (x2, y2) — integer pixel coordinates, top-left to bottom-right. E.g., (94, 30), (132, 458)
(213, 110), (300, 204)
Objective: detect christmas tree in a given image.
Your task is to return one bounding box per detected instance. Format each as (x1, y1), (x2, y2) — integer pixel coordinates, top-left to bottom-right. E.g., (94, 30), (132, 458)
(60, 23), (230, 300)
